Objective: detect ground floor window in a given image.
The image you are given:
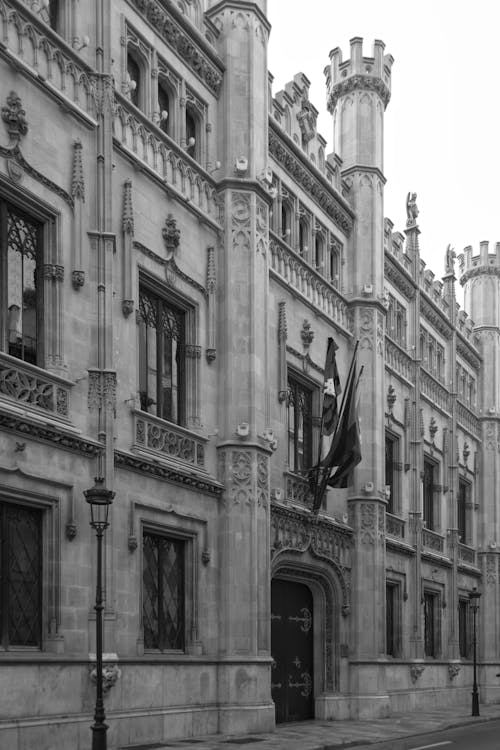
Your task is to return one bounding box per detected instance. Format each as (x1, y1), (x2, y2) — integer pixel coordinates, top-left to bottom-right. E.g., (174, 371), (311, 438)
(386, 582), (401, 656)
(424, 591), (439, 657)
(143, 530), (185, 651)
(0, 502), (42, 649)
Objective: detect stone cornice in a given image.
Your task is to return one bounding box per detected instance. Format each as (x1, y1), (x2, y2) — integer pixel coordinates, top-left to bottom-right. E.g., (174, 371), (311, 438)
(114, 450), (223, 496)
(127, 0), (224, 96)
(286, 345), (324, 375)
(384, 255), (416, 300)
(327, 74), (391, 113)
(420, 295), (452, 340)
(268, 121), (354, 236)
(460, 264), (500, 286)
(456, 334), (481, 370)
(0, 411), (102, 457)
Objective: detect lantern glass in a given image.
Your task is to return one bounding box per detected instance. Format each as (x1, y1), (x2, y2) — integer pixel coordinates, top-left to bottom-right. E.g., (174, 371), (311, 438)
(84, 478), (114, 531)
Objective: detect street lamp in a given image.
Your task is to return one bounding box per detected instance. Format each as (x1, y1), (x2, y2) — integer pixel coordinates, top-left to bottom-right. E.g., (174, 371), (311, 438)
(85, 477), (115, 750)
(469, 586), (481, 717)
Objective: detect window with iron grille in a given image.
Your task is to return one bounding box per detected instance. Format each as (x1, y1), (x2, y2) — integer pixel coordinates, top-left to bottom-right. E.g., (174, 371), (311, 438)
(138, 284), (186, 425)
(287, 374), (313, 473)
(424, 591), (439, 657)
(0, 502), (42, 649)
(0, 201), (43, 365)
(458, 598), (469, 658)
(143, 531), (185, 651)
(386, 582), (401, 657)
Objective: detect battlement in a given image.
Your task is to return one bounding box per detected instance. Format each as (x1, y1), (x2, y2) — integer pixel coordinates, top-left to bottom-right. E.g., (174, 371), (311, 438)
(458, 241), (500, 285)
(325, 37), (394, 112)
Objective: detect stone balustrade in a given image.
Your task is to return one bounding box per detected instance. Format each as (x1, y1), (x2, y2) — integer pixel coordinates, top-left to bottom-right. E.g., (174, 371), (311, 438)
(386, 512), (405, 539)
(385, 338), (413, 382)
(422, 527), (445, 553)
(133, 410), (207, 470)
(269, 233), (349, 330)
(420, 368), (450, 413)
(0, 352), (71, 419)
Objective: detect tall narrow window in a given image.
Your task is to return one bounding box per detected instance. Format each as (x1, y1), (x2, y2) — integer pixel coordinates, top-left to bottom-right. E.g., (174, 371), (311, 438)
(0, 502), (42, 649)
(1, 202), (42, 365)
(281, 203), (291, 243)
(158, 82), (171, 135)
(138, 284), (186, 425)
(126, 52), (140, 108)
(386, 582), (400, 656)
(143, 531), (185, 651)
(423, 458), (435, 530)
(315, 234), (324, 271)
(458, 598), (469, 658)
(424, 591), (438, 657)
(287, 375), (313, 473)
(329, 246), (339, 285)
(185, 107), (197, 159)
(457, 479), (469, 544)
(385, 435), (398, 514)
(299, 218), (308, 257)
(48, 0), (60, 31)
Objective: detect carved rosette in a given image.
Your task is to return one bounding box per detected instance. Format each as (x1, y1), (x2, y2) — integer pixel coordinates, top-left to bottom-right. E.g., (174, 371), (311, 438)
(359, 308), (374, 351)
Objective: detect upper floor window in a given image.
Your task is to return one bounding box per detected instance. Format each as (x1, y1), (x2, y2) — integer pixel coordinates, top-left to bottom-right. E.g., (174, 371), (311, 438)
(1, 201), (42, 366)
(299, 218), (309, 257)
(143, 530), (185, 651)
(423, 457), (437, 530)
(281, 202), (292, 243)
(126, 50), (141, 108)
(287, 374), (314, 473)
(0, 502), (42, 649)
(138, 284), (186, 425)
(158, 80), (171, 136)
(185, 107), (198, 160)
(458, 478), (470, 544)
(385, 433), (400, 515)
(314, 233), (324, 272)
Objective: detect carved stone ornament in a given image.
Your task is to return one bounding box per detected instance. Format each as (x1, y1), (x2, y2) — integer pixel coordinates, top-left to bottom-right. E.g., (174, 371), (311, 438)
(162, 214), (181, 259)
(89, 662), (121, 692)
(301, 320), (314, 349)
(387, 384), (396, 411)
(65, 523), (77, 541)
(1, 91), (28, 142)
(71, 139), (85, 201)
(429, 417), (438, 443)
(72, 270), (85, 290)
(448, 663), (461, 680)
(122, 300), (134, 317)
(297, 98), (316, 143)
(410, 663), (425, 683)
(445, 244), (456, 275)
(128, 534), (138, 552)
(406, 192), (419, 228)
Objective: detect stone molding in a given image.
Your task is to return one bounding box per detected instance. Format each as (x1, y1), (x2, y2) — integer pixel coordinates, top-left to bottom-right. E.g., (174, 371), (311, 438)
(268, 124), (353, 235)
(327, 75), (391, 113)
(420, 296), (452, 340)
(0, 411), (102, 456)
(115, 450), (223, 496)
(384, 256), (415, 300)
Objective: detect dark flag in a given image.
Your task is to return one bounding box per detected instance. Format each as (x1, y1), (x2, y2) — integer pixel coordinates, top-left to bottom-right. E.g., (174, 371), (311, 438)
(323, 361), (362, 489)
(321, 337), (341, 436)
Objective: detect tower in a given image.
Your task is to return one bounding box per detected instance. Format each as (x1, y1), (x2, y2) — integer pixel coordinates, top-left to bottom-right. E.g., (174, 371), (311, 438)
(460, 242), (500, 673)
(326, 38), (394, 717)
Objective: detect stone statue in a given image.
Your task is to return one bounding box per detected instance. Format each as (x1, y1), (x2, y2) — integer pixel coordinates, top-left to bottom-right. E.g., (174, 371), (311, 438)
(445, 244), (456, 274)
(406, 192), (419, 226)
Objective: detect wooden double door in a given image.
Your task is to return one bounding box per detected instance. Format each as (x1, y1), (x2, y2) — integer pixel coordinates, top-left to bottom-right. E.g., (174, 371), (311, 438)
(271, 578), (314, 723)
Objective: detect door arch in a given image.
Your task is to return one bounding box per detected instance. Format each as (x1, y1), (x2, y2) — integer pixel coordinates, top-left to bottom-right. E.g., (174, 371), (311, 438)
(271, 578), (314, 723)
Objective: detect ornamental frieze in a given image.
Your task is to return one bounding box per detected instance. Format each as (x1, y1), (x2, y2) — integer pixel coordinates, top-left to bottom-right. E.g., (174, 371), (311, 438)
(129, 0), (223, 96)
(420, 297), (452, 340)
(0, 412), (102, 456)
(115, 450), (223, 496)
(327, 75), (391, 112)
(456, 337), (481, 371)
(460, 265), (500, 286)
(268, 126), (353, 235)
(384, 257), (416, 300)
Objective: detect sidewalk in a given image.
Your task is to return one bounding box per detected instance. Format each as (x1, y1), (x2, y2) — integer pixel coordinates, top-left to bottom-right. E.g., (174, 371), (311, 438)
(120, 703), (500, 750)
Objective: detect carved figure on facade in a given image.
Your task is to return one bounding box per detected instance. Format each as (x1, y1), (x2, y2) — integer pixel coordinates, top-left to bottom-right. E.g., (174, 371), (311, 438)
(300, 320), (314, 350)
(445, 244), (456, 275)
(297, 97), (316, 143)
(448, 663), (461, 680)
(410, 663), (425, 683)
(406, 192), (419, 228)
(89, 662), (121, 692)
(163, 214), (181, 259)
(1, 91), (28, 143)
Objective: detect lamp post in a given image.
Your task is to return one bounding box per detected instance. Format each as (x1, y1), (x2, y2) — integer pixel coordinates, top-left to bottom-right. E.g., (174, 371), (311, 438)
(85, 477), (115, 750)
(469, 587), (481, 717)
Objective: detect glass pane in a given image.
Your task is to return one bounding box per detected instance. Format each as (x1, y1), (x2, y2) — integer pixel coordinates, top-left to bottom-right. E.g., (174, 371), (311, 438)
(143, 533), (159, 649)
(6, 504), (41, 647)
(159, 538), (184, 650)
(7, 209), (38, 364)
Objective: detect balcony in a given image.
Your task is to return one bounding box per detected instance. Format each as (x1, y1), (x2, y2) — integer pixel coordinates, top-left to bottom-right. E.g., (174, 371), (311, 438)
(458, 543), (476, 567)
(386, 513), (405, 540)
(284, 470), (314, 510)
(0, 352), (72, 421)
(422, 527), (445, 554)
(133, 410), (207, 471)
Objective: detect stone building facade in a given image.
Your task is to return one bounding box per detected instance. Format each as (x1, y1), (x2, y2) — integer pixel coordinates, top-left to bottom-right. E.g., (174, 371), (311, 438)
(0, 1), (498, 748)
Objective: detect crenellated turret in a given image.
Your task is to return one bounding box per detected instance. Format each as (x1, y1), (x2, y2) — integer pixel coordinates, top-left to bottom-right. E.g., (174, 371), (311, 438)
(325, 37), (393, 171)
(459, 240), (500, 328)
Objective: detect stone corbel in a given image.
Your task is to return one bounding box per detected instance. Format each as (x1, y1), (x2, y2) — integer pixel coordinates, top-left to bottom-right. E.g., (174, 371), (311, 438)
(410, 663), (425, 683)
(89, 661), (121, 692)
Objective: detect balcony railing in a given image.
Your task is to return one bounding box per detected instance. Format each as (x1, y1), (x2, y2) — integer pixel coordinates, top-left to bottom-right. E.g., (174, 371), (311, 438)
(458, 543), (476, 566)
(0, 352), (71, 420)
(133, 410), (207, 470)
(386, 513), (405, 540)
(422, 527), (445, 553)
(284, 470), (315, 510)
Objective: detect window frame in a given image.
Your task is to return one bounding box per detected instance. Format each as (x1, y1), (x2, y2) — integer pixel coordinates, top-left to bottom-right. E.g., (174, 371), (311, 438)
(423, 589), (440, 658)
(142, 527), (187, 652)
(286, 370), (317, 474)
(458, 597), (470, 659)
(385, 431), (401, 515)
(457, 477), (471, 544)
(423, 456), (439, 531)
(385, 580), (402, 657)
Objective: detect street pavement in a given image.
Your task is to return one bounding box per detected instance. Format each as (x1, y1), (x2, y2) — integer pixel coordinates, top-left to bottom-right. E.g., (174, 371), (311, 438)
(119, 703), (500, 750)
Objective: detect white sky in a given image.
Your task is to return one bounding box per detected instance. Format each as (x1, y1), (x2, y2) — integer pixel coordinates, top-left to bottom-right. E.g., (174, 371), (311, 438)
(267, 0), (500, 285)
